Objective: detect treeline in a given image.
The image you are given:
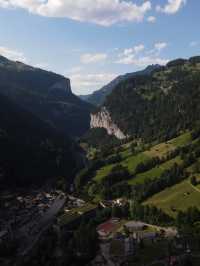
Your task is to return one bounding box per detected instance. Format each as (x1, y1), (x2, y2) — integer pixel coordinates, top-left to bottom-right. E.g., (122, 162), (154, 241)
(134, 156), (162, 175)
(130, 201), (173, 226)
(81, 128), (121, 155)
(75, 154), (122, 192)
(87, 165), (131, 200)
(66, 220), (99, 265)
(131, 164), (186, 202)
(176, 207), (200, 242)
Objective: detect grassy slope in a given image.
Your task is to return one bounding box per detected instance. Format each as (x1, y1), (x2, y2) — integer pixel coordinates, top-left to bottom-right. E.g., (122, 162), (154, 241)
(90, 131), (200, 217)
(92, 131), (198, 213)
(94, 153), (149, 182)
(94, 132), (190, 183)
(128, 156), (182, 185)
(144, 177), (200, 218)
(143, 159), (200, 218)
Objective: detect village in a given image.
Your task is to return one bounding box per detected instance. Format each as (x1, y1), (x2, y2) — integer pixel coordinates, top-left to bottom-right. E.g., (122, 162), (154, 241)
(0, 189), (85, 260)
(93, 217), (181, 266)
(0, 192), (198, 266)
(57, 197), (194, 266)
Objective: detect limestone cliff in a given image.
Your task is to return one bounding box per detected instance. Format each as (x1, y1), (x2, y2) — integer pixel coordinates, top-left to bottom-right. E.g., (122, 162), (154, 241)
(90, 107), (126, 139)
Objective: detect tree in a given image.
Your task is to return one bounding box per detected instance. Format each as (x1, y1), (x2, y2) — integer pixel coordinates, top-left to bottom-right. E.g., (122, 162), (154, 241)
(194, 162), (200, 173)
(112, 206), (122, 218)
(72, 220), (99, 261)
(130, 142), (137, 155)
(191, 176), (198, 186)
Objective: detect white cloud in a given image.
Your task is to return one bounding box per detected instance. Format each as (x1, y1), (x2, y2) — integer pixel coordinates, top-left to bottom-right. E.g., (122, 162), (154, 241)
(0, 46), (26, 62)
(154, 42), (168, 51)
(70, 72), (118, 94)
(116, 42), (169, 67)
(80, 53), (108, 64)
(134, 44), (145, 54)
(190, 41), (198, 47)
(0, 0), (151, 26)
(156, 0), (186, 14)
(121, 44), (145, 57)
(123, 48), (133, 56)
(117, 55), (168, 66)
(147, 16), (156, 23)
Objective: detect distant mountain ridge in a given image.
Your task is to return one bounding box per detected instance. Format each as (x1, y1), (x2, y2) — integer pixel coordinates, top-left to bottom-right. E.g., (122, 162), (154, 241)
(80, 65), (161, 106)
(91, 56), (200, 141)
(0, 55), (92, 137)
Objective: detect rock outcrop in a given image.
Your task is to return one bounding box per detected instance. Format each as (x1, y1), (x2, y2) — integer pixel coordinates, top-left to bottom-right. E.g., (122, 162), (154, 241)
(50, 78), (72, 95)
(90, 107), (126, 139)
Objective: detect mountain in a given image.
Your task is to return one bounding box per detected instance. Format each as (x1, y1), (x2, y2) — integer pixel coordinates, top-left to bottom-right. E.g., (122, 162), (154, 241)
(80, 65), (160, 106)
(0, 55), (92, 137)
(0, 93), (84, 189)
(91, 56), (200, 142)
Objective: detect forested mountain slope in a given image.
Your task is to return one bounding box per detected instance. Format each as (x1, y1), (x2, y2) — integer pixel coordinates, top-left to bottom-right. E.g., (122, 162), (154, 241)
(0, 94), (84, 189)
(92, 57), (200, 142)
(0, 55), (92, 137)
(80, 65), (160, 106)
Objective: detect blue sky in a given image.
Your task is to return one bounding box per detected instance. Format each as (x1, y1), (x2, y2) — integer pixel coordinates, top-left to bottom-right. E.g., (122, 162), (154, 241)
(0, 0), (199, 95)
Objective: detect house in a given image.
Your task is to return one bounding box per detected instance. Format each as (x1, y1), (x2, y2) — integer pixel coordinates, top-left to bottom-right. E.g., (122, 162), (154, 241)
(113, 198), (127, 207)
(124, 221), (145, 232)
(97, 218), (120, 238)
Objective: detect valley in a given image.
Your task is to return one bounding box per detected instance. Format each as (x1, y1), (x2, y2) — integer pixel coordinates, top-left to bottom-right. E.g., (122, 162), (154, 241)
(1, 56), (200, 266)
(1, 2), (200, 265)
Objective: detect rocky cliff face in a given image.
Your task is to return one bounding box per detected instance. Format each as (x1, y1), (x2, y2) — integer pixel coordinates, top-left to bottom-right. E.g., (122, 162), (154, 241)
(90, 107), (126, 139)
(49, 78), (72, 95)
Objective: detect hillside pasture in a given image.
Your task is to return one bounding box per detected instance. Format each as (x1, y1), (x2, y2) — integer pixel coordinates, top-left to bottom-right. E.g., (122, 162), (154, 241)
(128, 156), (182, 185)
(143, 177), (200, 217)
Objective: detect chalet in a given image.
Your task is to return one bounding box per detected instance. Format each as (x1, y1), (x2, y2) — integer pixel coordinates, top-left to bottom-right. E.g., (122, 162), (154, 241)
(97, 218), (120, 238)
(124, 221), (145, 232)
